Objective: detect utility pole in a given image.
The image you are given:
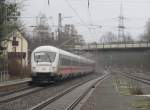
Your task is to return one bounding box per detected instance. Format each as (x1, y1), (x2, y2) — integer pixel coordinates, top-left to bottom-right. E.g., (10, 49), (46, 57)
(88, 0), (90, 9)
(118, 0), (125, 42)
(3, 0), (9, 81)
(58, 13), (62, 41)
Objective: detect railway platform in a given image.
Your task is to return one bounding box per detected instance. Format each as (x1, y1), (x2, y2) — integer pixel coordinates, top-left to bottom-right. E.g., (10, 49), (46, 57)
(0, 78), (31, 87)
(80, 75), (146, 110)
(0, 78), (31, 95)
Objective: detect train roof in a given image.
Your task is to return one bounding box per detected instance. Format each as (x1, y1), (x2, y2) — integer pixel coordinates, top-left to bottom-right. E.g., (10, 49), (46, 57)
(33, 46), (95, 63)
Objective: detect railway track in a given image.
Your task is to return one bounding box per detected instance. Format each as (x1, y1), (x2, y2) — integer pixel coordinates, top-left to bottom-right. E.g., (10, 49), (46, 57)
(30, 73), (109, 110)
(0, 78), (32, 97)
(114, 70), (150, 85)
(0, 86), (45, 104)
(122, 73), (150, 85)
(0, 86), (33, 97)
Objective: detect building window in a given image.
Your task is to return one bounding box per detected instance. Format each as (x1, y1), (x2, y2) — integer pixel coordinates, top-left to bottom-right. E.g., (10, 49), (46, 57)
(12, 47), (16, 52)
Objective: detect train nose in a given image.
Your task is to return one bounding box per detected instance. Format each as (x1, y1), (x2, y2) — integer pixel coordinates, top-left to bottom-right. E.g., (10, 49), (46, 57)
(34, 66), (50, 73)
(33, 63), (56, 73)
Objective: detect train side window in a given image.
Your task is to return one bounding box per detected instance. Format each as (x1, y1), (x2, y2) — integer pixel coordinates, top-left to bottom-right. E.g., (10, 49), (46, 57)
(61, 58), (71, 66)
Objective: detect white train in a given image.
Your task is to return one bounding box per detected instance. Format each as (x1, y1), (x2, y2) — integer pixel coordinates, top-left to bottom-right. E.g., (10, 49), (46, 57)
(31, 46), (95, 83)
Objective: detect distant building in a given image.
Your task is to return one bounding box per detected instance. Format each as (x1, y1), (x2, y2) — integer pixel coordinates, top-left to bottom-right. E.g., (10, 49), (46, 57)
(0, 30), (28, 66)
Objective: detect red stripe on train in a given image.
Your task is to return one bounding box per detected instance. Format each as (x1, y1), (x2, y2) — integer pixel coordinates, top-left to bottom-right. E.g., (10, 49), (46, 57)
(58, 66), (92, 74)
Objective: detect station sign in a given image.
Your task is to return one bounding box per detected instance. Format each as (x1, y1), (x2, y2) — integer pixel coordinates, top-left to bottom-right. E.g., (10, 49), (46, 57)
(12, 41), (19, 46)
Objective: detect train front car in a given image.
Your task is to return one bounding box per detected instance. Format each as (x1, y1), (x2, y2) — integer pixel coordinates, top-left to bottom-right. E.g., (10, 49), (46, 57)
(31, 45), (95, 83)
(31, 46), (59, 83)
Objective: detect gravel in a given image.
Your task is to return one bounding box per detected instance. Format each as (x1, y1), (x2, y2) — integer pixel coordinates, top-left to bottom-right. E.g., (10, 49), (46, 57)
(0, 72), (102, 110)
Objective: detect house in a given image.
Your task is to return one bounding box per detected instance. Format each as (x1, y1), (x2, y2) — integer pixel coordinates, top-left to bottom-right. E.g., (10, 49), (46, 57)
(1, 30), (28, 66)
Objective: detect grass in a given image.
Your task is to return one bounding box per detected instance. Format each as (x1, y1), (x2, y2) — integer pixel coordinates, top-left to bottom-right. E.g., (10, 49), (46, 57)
(113, 75), (149, 110)
(113, 75), (143, 96)
(133, 99), (150, 110)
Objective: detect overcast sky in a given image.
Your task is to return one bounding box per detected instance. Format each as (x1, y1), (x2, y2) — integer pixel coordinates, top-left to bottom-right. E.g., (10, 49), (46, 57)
(21, 0), (150, 42)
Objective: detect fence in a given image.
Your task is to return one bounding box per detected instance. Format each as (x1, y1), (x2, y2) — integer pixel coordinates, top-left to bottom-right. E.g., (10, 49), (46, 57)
(0, 71), (9, 83)
(74, 41), (150, 50)
(0, 59), (9, 83)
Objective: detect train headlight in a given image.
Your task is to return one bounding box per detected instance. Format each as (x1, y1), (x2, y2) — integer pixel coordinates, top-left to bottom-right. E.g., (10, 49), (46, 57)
(32, 72), (37, 76)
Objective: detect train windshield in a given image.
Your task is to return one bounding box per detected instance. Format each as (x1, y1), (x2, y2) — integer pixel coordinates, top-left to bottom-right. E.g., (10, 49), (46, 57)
(34, 52), (56, 62)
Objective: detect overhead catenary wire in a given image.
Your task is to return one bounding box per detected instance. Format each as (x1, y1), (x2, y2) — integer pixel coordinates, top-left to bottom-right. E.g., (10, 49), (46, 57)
(22, 0), (149, 42)
(65, 0), (88, 26)
(72, 0), (150, 4)
(64, 0), (95, 40)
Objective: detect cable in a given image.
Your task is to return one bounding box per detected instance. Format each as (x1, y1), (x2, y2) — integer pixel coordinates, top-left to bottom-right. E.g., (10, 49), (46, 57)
(7, 16), (53, 19)
(71, 0), (150, 5)
(65, 0), (88, 26)
(65, 0), (95, 41)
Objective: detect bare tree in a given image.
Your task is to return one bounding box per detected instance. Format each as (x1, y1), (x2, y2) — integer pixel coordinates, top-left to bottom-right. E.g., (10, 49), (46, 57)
(100, 32), (117, 43)
(57, 24), (85, 49)
(100, 32), (133, 43)
(31, 13), (55, 50)
(141, 18), (150, 41)
(124, 33), (134, 42)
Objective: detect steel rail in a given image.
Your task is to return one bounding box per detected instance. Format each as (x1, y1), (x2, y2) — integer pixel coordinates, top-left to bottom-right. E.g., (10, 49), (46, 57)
(0, 86), (33, 97)
(123, 74), (150, 85)
(115, 70), (150, 85)
(30, 73), (108, 110)
(66, 75), (108, 110)
(0, 86), (45, 104)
